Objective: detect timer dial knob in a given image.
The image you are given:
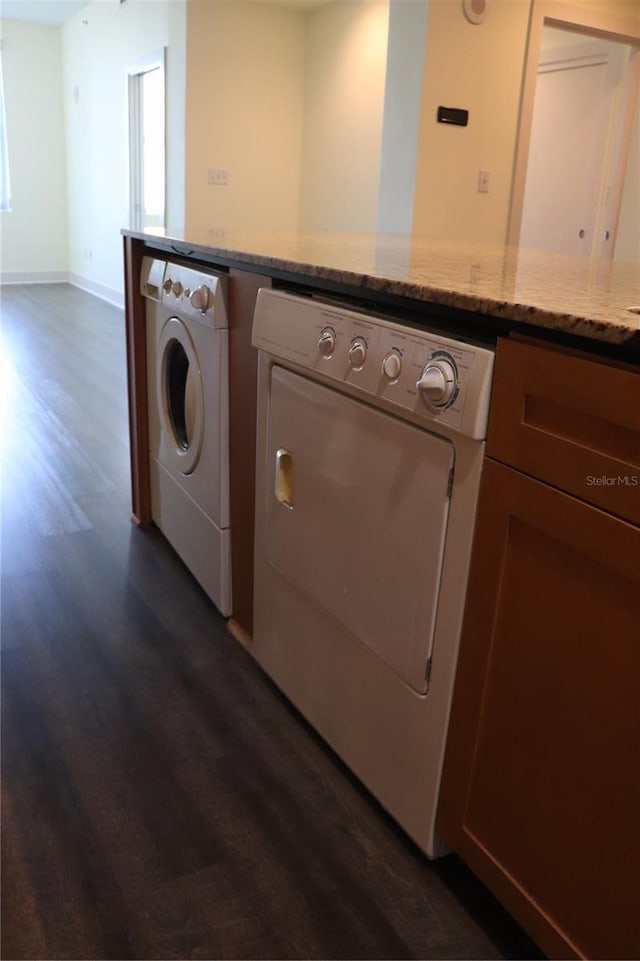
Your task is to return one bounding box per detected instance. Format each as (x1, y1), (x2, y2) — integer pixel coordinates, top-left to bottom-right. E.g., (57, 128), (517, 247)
(318, 328), (335, 357)
(348, 338), (367, 368)
(416, 359), (456, 407)
(172, 281), (184, 298)
(190, 285), (211, 313)
(382, 351), (401, 380)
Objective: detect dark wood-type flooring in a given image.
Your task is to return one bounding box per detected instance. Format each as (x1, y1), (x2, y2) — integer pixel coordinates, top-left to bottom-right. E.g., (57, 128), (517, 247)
(0, 283), (544, 960)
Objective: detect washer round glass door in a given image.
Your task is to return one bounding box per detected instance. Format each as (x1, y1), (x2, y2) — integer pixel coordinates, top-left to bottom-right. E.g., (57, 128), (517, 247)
(157, 317), (204, 475)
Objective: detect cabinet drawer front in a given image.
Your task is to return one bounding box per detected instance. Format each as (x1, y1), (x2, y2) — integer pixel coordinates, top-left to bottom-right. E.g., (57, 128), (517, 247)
(488, 338), (640, 524)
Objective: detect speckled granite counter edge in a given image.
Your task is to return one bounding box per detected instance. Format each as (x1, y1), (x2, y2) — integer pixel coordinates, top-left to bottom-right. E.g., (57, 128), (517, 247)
(123, 231), (640, 352)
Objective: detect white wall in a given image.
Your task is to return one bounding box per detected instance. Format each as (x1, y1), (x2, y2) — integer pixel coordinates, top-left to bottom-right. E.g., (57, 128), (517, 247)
(0, 19), (68, 281)
(299, 1), (389, 233)
(185, 1), (305, 233)
(166, 0), (187, 230)
(412, 0), (531, 244)
(62, 0), (185, 305)
(377, 0), (428, 234)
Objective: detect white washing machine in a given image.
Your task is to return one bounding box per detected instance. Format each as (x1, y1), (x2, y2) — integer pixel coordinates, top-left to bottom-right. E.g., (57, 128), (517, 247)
(252, 288), (494, 857)
(141, 257), (231, 616)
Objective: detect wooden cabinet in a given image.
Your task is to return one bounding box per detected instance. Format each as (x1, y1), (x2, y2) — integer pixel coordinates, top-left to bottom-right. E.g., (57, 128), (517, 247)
(123, 235), (150, 527)
(438, 338), (640, 960)
(227, 269), (271, 640)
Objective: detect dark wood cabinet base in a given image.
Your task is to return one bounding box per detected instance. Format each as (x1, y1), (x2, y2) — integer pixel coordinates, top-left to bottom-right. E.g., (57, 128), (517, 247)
(438, 338), (640, 960)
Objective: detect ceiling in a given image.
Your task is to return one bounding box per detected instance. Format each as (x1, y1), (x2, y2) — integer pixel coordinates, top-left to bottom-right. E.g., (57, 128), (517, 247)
(256, 0), (336, 8)
(1, 0), (89, 26)
(0, 0), (335, 26)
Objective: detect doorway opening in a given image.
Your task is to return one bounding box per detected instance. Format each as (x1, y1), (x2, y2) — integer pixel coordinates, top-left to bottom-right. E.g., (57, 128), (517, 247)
(128, 51), (166, 231)
(509, 2), (639, 261)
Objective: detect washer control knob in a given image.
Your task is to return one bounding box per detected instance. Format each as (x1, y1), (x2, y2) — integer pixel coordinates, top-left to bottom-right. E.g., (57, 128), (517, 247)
(172, 281), (184, 298)
(190, 285), (211, 313)
(318, 328), (336, 357)
(348, 338), (367, 368)
(163, 278), (173, 292)
(382, 351), (401, 380)
(417, 360), (456, 407)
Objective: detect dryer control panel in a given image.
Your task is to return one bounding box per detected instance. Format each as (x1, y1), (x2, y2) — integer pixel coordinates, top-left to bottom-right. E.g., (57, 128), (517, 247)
(140, 257), (228, 330)
(252, 287), (494, 440)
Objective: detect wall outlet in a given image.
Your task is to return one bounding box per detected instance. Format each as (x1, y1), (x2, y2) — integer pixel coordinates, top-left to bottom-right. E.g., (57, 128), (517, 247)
(207, 167), (228, 186)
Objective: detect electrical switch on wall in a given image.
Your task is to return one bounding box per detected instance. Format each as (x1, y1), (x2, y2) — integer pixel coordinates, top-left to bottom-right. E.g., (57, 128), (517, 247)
(477, 170), (490, 193)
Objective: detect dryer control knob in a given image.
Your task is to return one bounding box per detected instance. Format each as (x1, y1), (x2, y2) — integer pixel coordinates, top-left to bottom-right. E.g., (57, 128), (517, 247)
(163, 278), (173, 292)
(318, 328), (335, 357)
(190, 285), (211, 313)
(416, 360), (456, 407)
(382, 351), (401, 380)
(172, 281), (184, 298)
(348, 338), (367, 368)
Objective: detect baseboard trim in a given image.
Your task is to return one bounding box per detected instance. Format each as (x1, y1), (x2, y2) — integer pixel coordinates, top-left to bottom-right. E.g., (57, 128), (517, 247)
(68, 273), (124, 310)
(0, 271), (125, 310)
(0, 270), (68, 285)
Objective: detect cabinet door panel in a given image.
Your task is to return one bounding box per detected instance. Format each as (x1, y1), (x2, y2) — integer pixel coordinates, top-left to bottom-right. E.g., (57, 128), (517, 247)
(438, 459), (640, 960)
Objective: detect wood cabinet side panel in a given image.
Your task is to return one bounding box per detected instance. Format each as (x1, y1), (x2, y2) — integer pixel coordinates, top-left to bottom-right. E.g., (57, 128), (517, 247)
(123, 236), (151, 525)
(228, 270), (271, 639)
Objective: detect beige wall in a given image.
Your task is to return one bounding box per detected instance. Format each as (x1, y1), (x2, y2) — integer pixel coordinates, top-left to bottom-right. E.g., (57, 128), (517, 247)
(62, 0), (184, 304)
(298, 1), (389, 232)
(185, 1), (305, 233)
(378, 0), (429, 234)
(1, 0), (184, 296)
(4, 0), (635, 293)
(413, 0), (639, 249)
(561, 0), (640, 25)
(0, 19), (68, 280)
(185, 0), (389, 235)
(614, 95), (639, 262)
(412, 0), (532, 244)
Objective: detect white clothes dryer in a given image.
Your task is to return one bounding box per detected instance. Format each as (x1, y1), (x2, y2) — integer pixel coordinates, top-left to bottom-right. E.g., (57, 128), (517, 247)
(141, 257), (231, 615)
(252, 288), (494, 857)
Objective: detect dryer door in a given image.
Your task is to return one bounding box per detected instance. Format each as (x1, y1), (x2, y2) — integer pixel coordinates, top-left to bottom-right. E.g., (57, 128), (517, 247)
(265, 365), (454, 694)
(157, 317), (204, 475)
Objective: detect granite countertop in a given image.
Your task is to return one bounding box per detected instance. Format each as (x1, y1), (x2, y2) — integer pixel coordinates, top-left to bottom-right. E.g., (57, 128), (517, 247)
(124, 227), (640, 351)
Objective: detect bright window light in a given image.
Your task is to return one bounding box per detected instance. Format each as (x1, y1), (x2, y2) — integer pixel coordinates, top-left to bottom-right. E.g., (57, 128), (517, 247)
(0, 50), (11, 212)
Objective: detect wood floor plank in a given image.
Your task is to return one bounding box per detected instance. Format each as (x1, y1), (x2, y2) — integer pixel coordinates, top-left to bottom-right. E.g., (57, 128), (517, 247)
(1, 283), (544, 960)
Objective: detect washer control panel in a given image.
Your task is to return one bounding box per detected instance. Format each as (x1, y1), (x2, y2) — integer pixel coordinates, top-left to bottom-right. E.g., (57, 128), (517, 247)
(252, 288), (494, 440)
(140, 257), (228, 330)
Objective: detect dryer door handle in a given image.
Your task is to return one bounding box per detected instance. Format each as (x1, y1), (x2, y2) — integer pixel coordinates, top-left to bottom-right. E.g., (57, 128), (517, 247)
(275, 449), (295, 509)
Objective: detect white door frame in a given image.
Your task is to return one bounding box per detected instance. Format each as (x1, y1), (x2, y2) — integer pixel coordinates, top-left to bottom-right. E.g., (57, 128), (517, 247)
(127, 49), (166, 231)
(507, 1), (640, 256)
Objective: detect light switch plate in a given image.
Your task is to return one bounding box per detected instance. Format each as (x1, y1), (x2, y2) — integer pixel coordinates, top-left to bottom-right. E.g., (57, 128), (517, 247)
(477, 169), (490, 193)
